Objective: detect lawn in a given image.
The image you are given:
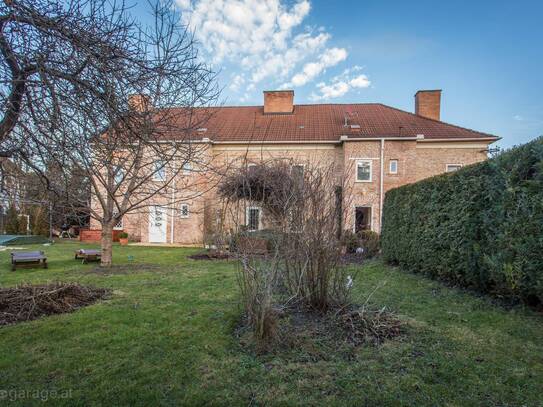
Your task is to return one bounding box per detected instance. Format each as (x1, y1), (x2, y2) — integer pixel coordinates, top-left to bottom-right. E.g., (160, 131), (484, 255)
(0, 241), (541, 406)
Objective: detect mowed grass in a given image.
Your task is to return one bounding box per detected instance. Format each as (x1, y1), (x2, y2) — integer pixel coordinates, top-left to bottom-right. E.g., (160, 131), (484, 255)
(0, 241), (541, 406)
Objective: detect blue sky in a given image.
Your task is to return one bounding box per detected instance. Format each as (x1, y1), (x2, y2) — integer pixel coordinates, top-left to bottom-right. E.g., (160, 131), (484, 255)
(154, 0), (542, 148)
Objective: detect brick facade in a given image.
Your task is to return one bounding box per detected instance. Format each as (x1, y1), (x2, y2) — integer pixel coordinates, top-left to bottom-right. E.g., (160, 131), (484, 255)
(101, 138), (491, 245)
(90, 90), (497, 245)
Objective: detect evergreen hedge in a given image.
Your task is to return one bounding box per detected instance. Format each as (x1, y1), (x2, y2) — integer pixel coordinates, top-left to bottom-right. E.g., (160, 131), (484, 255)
(381, 137), (543, 305)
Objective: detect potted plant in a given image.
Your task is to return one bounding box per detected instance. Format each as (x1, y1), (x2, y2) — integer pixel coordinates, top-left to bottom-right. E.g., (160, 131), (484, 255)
(118, 232), (129, 246)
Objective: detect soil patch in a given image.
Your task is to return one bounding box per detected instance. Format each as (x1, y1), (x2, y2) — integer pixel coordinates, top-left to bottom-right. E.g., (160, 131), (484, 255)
(88, 264), (162, 274)
(0, 283), (110, 326)
(236, 304), (405, 359)
(188, 252), (232, 261)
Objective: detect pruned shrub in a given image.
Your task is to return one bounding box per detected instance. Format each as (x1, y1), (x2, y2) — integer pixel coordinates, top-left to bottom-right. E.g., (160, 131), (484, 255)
(220, 160), (356, 345)
(381, 136), (543, 305)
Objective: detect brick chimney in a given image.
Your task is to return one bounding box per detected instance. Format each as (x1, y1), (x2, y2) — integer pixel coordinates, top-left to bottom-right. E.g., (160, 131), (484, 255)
(128, 94), (150, 112)
(415, 90), (441, 121)
(263, 90), (294, 114)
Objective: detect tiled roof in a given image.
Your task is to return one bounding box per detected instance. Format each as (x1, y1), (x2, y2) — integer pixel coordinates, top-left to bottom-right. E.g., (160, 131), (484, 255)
(166, 103), (498, 143)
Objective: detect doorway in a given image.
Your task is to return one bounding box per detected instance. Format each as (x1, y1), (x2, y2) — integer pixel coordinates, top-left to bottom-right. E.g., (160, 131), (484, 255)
(148, 206), (167, 243)
(354, 206), (372, 233)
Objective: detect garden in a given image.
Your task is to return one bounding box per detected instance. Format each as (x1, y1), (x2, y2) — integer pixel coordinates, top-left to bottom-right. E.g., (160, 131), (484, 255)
(0, 241), (541, 405)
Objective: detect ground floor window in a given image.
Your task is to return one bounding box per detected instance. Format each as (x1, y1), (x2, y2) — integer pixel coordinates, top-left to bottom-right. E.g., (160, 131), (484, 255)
(179, 203), (189, 218)
(113, 212), (123, 230)
(246, 207), (261, 231)
(354, 206), (372, 233)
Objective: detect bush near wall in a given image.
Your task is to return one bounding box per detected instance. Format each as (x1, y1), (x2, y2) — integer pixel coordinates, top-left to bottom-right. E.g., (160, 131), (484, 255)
(381, 137), (543, 305)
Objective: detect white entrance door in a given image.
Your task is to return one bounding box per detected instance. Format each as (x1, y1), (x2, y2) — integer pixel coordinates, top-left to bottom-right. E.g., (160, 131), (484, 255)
(148, 206), (167, 243)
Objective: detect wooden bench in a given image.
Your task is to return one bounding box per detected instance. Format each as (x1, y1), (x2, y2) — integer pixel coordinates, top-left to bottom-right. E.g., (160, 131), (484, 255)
(11, 251), (48, 271)
(75, 249), (101, 264)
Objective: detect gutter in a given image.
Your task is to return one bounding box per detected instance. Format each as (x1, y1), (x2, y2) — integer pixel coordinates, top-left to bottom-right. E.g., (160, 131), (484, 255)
(417, 137), (500, 142)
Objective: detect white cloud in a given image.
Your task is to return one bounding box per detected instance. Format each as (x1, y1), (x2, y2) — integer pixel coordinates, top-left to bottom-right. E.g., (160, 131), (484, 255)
(310, 69), (371, 101)
(229, 74), (245, 92)
(285, 47), (347, 87)
(349, 74), (371, 89)
(176, 0), (349, 93)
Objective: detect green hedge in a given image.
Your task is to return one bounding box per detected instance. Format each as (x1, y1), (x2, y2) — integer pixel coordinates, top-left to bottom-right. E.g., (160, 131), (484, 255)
(381, 137), (543, 305)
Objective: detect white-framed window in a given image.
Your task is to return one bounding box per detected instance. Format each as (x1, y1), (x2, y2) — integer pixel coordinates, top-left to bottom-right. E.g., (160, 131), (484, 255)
(153, 160), (166, 181)
(113, 212), (123, 230)
(246, 207), (261, 231)
(389, 159), (398, 174)
(182, 162), (192, 175)
(446, 164), (462, 173)
(179, 203), (189, 218)
(356, 160), (372, 182)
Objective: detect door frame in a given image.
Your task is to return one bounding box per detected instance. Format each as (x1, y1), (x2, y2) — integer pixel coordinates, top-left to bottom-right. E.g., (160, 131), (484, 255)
(353, 205), (373, 233)
(148, 205), (168, 243)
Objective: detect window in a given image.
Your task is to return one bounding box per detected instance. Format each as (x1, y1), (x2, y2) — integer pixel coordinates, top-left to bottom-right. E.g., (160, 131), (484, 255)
(356, 160), (372, 182)
(114, 167), (124, 185)
(182, 162), (192, 175)
(179, 203), (189, 218)
(446, 164), (462, 173)
(153, 161), (166, 181)
(291, 164), (304, 186)
(113, 212), (123, 230)
(246, 207), (261, 231)
(389, 159), (398, 174)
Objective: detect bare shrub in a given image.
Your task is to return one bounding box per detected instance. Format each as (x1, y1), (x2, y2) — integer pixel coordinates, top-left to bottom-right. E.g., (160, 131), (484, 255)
(220, 160), (355, 316)
(237, 254), (281, 348)
(278, 163), (353, 311)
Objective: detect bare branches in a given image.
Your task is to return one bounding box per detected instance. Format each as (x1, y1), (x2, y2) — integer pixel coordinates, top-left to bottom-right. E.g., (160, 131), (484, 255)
(0, 0), (220, 266)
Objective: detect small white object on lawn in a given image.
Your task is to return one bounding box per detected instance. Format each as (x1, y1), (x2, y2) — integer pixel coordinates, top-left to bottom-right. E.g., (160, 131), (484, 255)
(346, 275), (353, 289)
(356, 247), (364, 254)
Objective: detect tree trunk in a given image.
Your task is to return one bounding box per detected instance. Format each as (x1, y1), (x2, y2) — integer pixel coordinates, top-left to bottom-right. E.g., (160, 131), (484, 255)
(100, 221), (114, 267)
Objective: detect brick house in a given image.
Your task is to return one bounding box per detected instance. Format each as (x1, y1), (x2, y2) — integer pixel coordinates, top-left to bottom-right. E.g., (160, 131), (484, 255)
(91, 89), (498, 244)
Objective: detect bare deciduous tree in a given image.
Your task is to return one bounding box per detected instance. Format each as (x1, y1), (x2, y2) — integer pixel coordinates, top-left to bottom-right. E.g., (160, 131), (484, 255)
(0, 0), (219, 266)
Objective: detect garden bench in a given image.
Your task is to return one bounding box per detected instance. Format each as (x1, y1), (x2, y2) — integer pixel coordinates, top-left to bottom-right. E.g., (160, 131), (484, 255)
(75, 249), (101, 264)
(11, 251), (48, 271)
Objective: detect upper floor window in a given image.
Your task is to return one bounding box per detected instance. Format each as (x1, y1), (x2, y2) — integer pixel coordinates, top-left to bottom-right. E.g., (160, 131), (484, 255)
(446, 164), (462, 173)
(356, 160), (372, 182)
(182, 162), (192, 175)
(179, 203), (189, 218)
(153, 161), (166, 181)
(389, 159), (398, 174)
(114, 167), (124, 185)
